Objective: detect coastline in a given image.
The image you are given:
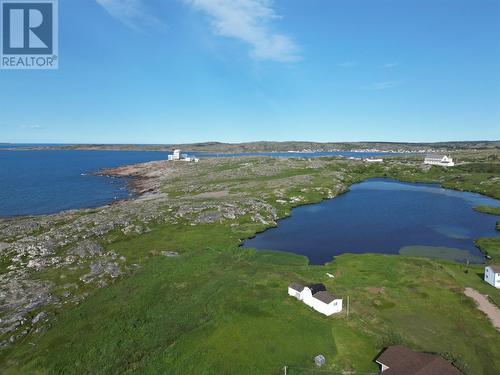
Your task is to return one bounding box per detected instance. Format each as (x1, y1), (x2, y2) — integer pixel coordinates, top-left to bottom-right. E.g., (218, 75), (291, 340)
(1, 152), (500, 374)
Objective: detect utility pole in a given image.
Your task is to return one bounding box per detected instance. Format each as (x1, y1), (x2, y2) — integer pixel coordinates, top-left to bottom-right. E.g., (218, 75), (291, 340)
(347, 296), (350, 318)
(283, 365), (287, 375)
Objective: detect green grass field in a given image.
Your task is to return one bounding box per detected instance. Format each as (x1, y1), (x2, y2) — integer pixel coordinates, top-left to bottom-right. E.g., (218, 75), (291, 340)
(476, 238), (500, 263)
(2, 221), (500, 374)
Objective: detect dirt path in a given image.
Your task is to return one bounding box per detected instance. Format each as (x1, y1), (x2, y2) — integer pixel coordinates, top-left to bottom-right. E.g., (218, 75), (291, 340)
(464, 287), (500, 331)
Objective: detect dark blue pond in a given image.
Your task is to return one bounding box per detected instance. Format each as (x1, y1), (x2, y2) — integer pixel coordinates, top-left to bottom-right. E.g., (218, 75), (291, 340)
(243, 179), (500, 264)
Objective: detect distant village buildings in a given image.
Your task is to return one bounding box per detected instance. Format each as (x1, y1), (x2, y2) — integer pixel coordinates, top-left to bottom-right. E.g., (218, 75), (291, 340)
(288, 283), (343, 316)
(484, 265), (500, 288)
(376, 346), (463, 374)
(424, 154), (455, 167)
(168, 149), (199, 163)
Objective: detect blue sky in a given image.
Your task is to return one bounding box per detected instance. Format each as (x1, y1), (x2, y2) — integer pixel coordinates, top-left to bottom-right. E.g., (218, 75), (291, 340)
(1, 0), (499, 144)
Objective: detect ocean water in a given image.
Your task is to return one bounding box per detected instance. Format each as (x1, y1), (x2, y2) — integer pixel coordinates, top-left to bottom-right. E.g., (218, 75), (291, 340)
(0, 150), (169, 217)
(242, 179), (500, 264)
(0, 149), (392, 217)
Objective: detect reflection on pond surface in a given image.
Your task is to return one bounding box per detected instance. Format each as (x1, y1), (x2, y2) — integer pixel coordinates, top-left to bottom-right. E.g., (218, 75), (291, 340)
(243, 179), (500, 265)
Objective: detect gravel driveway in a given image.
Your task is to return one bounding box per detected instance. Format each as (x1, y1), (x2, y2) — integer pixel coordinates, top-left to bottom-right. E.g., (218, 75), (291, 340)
(464, 287), (500, 330)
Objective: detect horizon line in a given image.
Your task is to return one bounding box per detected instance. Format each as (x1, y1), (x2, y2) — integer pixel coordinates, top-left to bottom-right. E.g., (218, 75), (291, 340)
(1, 140), (499, 145)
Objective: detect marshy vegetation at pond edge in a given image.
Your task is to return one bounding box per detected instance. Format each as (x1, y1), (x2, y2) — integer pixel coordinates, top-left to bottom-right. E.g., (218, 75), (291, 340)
(0, 153), (499, 374)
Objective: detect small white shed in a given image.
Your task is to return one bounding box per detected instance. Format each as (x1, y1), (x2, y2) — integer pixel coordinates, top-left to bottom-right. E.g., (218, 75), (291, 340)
(288, 283), (343, 316)
(288, 283), (305, 300)
(314, 355), (326, 367)
(484, 265), (500, 288)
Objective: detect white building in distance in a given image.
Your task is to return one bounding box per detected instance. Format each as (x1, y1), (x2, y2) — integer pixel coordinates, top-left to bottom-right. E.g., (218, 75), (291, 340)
(168, 149), (183, 161)
(168, 149), (199, 163)
(484, 265), (500, 288)
(288, 283), (343, 316)
(424, 154), (455, 167)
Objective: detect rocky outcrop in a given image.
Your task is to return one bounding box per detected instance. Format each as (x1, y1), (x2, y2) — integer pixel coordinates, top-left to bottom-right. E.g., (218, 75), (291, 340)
(0, 156), (354, 349)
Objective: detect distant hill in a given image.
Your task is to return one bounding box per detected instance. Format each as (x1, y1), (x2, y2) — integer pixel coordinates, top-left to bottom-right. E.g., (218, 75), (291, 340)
(20, 140), (500, 152)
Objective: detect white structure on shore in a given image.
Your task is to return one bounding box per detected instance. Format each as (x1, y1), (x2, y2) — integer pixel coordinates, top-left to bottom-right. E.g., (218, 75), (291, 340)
(364, 158), (384, 163)
(288, 283), (343, 316)
(169, 149), (181, 160)
(168, 149), (199, 163)
(484, 265), (500, 288)
(424, 154), (454, 167)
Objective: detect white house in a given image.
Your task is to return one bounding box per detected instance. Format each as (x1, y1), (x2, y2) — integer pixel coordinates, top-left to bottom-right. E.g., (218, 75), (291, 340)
(484, 265), (500, 288)
(424, 154), (455, 167)
(168, 149), (182, 161)
(168, 149), (199, 163)
(288, 283), (343, 316)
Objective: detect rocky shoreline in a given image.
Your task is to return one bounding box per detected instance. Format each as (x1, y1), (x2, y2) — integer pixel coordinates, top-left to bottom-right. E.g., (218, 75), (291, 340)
(0, 156), (309, 348)
(95, 160), (169, 196)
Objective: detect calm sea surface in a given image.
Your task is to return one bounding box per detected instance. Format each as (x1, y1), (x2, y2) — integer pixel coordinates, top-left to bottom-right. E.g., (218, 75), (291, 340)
(243, 179), (500, 264)
(0, 149), (392, 217)
(0, 150), (169, 217)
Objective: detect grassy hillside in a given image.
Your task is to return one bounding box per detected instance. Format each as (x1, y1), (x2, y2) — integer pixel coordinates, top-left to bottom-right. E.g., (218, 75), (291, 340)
(1, 154), (500, 374)
(2, 221), (500, 374)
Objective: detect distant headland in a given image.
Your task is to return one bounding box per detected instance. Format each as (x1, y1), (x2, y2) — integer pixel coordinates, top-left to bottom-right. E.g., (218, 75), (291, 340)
(5, 140), (500, 153)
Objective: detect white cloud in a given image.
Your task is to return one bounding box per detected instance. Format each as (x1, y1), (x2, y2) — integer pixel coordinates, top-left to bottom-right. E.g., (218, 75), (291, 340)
(366, 81), (403, 90)
(382, 62), (399, 69)
(183, 0), (300, 62)
(337, 61), (358, 68)
(95, 0), (163, 30)
(19, 124), (43, 129)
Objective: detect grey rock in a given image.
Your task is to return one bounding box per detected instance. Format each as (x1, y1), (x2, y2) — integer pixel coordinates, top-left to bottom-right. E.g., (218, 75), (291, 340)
(0, 270), (53, 337)
(80, 261), (121, 284)
(32, 312), (47, 324)
(68, 240), (103, 258)
(198, 211), (222, 223)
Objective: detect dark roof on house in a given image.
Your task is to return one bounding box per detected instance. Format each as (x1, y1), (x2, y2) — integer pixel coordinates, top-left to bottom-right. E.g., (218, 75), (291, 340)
(488, 265), (500, 273)
(312, 291), (338, 304)
(289, 283), (305, 292)
(308, 283), (326, 295)
(376, 346), (463, 375)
